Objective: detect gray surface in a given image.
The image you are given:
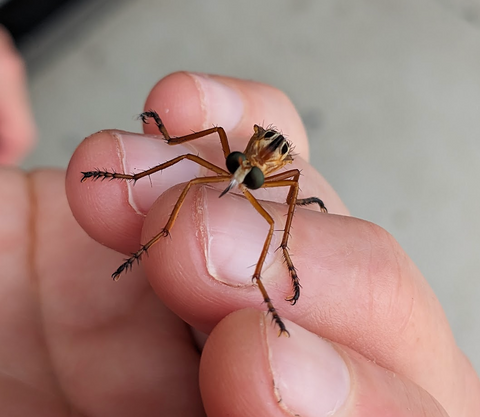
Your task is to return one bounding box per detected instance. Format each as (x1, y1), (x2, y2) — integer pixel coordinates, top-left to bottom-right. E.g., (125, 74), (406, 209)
(21, 0), (480, 372)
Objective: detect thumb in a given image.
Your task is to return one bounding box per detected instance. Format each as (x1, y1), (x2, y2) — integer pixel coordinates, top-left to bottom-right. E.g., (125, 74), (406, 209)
(200, 309), (448, 417)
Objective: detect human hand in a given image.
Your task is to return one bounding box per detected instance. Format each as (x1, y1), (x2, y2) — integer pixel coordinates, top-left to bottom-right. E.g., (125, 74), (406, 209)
(0, 26), (36, 165)
(2, 72), (478, 416)
(66, 72), (480, 416)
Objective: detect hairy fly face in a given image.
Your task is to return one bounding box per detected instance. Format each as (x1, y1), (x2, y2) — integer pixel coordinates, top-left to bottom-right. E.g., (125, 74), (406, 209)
(222, 125), (293, 195)
(244, 125), (293, 176)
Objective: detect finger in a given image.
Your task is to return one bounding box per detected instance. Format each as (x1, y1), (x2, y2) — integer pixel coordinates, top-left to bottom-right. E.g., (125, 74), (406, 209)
(200, 309), (449, 417)
(0, 168), (67, 413)
(142, 184), (480, 416)
(143, 71), (311, 159)
(0, 27), (36, 165)
(66, 72), (347, 255)
(34, 170), (203, 415)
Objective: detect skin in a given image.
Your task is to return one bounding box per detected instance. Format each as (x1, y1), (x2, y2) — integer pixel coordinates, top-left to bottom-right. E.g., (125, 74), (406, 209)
(1, 71), (479, 416)
(0, 26), (36, 165)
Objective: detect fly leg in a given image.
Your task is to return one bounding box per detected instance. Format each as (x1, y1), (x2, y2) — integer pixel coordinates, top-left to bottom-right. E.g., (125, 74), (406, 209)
(263, 170), (327, 305)
(242, 189), (290, 337)
(140, 110), (231, 157)
(112, 175), (230, 280)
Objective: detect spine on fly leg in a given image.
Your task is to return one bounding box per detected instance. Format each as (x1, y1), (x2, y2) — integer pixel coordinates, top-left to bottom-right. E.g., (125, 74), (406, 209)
(81, 169), (137, 182)
(254, 274), (290, 337)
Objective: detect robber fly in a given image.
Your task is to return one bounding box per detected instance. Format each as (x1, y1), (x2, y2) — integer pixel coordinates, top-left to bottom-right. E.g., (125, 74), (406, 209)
(81, 110), (327, 336)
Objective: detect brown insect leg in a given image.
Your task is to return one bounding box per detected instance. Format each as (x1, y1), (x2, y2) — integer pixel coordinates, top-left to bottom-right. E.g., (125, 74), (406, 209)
(82, 111), (233, 182)
(241, 189), (290, 337)
(262, 173), (302, 305)
(140, 110), (231, 158)
(263, 170), (328, 305)
(112, 175), (230, 280)
(81, 154), (228, 182)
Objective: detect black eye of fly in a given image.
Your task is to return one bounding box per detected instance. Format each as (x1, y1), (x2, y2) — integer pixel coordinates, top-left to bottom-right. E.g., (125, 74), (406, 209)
(243, 166), (264, 189)
(281, 143), (289, 154)
(264, 130), (276, 139)
(226, 152), (246, 174)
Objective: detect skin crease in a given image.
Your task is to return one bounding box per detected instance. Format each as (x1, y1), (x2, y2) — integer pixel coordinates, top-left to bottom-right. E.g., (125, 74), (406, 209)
(0, 71), (479, 416)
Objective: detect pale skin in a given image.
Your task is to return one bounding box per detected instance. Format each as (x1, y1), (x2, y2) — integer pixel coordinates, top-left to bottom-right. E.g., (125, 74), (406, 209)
(0, 26), (36, 165)
(1, 71), (479, 416)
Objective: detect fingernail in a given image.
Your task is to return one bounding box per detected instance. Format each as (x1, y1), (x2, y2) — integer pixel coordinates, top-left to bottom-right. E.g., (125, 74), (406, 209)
(265, 317), (350, 417)
(196, 186), (277, 285)
(113, 131), (200, 215)
(189, 73), (243, 132)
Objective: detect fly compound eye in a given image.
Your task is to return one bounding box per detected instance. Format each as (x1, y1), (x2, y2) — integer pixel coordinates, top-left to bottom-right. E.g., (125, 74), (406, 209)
(244, 166), (264, 189)
(226, 151), (246, 174)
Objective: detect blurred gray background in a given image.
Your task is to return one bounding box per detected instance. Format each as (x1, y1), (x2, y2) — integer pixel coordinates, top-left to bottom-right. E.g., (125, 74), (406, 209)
(17, 0), (480, 371)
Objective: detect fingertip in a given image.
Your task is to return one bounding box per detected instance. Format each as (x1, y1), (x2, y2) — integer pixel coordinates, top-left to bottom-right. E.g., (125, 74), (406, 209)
(0, 122), (36, 165)
(202, 309), (449, 417)
(200, 309), (351, 417)
(0, 29), (36, 165)
(144, 71), (205, 136)
(199, 309), (278, 417)
(140, 181), (344, 334)
(66, 130), (143, 254)
(144, 71), (310, 158)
